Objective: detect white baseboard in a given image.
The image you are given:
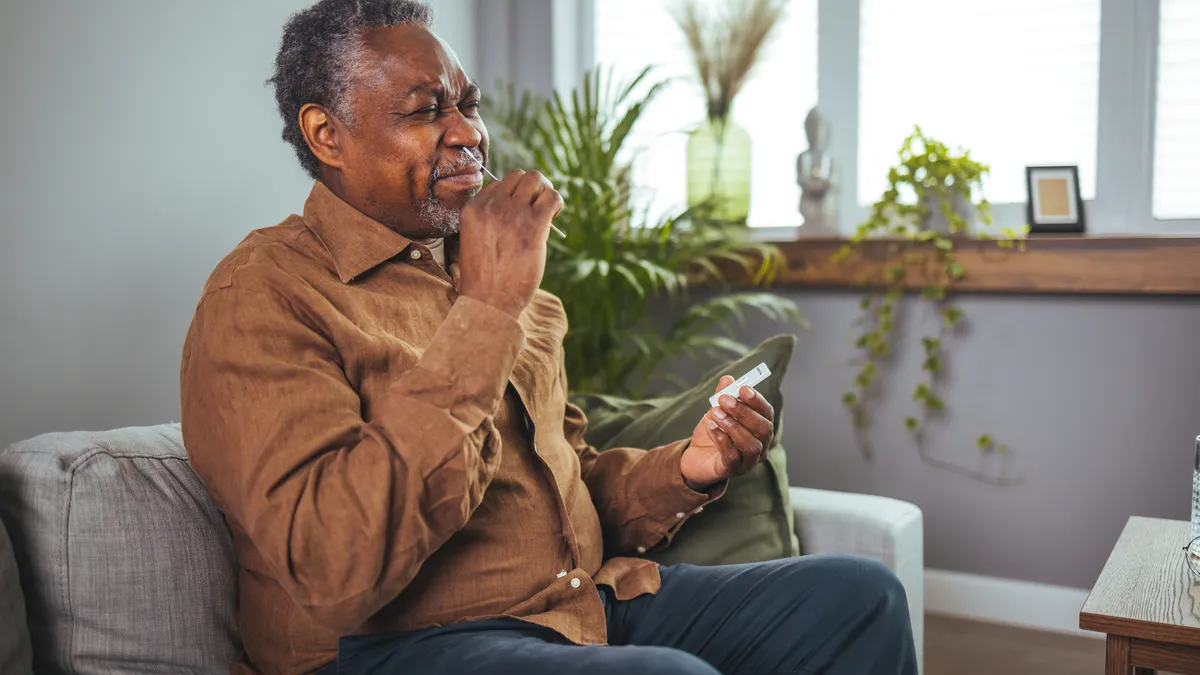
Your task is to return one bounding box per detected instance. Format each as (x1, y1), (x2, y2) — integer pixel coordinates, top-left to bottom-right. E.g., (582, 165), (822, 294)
(925, 569), (1099, 639)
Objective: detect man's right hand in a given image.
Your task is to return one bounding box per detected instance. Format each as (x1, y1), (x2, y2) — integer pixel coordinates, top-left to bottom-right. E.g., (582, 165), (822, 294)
(457, 169), (563, 319)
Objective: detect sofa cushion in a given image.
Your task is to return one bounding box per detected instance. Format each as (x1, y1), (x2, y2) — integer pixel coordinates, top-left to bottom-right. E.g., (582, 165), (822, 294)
(0, 516), (33, 675)
(572, 334), (801, 565)
(0, 424), (239, 675)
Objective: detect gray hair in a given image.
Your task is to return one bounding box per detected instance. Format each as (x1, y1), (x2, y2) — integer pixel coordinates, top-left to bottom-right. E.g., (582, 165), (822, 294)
(269, 0), (434, 179)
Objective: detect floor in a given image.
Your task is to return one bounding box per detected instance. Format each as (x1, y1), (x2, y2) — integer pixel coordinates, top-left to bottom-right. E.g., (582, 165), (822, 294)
(925, 614), (1184, 675)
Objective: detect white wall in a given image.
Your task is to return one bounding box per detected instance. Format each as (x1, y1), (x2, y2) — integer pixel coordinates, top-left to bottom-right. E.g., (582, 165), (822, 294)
(428, 0), (479, 77)
(0, 0), (314, 447)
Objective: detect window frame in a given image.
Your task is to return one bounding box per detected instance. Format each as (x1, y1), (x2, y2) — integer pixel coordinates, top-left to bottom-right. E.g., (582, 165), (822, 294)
(575, 0), (1200, 234)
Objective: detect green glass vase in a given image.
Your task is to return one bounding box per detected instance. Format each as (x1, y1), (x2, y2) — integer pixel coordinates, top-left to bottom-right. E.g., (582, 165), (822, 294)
(686, 118), (752, 223)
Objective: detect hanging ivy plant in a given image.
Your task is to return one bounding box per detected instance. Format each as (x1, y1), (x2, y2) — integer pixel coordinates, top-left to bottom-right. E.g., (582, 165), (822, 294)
(835, 126), (1026, 484)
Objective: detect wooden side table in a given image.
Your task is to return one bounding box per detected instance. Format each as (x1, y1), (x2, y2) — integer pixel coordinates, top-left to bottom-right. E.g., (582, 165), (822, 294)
(1080, 517), (1200, 674)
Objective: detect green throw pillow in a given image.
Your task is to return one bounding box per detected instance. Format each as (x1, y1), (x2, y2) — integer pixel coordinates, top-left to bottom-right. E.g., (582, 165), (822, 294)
(572, 334), (800, 566)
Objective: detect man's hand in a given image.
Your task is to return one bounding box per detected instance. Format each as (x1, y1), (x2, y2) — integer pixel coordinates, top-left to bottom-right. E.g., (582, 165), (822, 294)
(680, 376), (776, 491)
(457, 169), (564, 318)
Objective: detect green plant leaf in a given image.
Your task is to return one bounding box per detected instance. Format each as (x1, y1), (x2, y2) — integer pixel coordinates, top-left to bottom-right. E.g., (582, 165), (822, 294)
(921, 285), (947, 301)
(941, 306), (964, 328)
(905, 417), (919, 432)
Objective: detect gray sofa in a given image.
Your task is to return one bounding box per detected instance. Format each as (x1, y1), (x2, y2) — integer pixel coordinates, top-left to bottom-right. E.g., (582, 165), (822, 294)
(0, 424), (924, 674)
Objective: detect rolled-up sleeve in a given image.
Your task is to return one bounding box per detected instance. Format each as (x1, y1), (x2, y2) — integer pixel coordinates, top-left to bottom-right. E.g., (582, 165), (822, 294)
(181, 285), (523, 636)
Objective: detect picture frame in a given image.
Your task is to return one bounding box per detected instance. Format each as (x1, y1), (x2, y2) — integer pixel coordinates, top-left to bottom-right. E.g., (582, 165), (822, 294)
(1025, 165), (1085, 234)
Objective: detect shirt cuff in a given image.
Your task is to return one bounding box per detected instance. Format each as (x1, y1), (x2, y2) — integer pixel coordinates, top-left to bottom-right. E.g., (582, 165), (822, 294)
(636, 440), (727, 543)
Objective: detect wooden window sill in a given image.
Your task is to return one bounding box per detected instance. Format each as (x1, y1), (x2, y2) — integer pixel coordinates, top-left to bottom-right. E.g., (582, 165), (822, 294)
(769, 235), (1200, 296)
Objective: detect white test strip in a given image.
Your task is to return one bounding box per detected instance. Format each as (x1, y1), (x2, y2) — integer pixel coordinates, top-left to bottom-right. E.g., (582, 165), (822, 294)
(709, 363), (772, 407)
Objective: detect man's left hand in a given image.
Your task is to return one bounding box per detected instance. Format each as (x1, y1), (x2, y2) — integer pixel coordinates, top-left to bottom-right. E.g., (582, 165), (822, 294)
(680, 376), (776, 491)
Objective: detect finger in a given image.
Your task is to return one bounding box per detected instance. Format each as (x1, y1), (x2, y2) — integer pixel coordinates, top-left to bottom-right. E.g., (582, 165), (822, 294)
(712, 375), (734, 395)
(512, 170), (550, 205)
(704, 420), (744, 475)
(500, 169), (527, 196)
(718, 393), (774, 444)
(738, 385), (775, 424)
(711, 409), (765, 471)
(533, 183), (564, 220)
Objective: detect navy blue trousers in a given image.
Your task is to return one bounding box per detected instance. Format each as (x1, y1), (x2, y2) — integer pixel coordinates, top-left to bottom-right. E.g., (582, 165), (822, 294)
(325, 555), (917, 675)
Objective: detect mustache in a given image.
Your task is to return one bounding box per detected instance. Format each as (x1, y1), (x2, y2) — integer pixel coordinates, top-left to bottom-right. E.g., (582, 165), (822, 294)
(429, 154), (483, 182)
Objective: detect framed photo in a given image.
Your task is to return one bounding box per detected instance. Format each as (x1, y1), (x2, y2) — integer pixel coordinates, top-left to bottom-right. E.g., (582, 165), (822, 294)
(1025, 165), (1085, 233)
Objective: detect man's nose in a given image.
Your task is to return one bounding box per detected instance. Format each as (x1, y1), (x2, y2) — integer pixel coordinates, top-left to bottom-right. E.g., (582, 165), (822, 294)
(443, 109), (483, 149)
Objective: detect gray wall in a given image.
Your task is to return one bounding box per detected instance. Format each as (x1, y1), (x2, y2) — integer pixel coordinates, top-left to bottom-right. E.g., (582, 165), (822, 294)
(744, 291), (1200, 589)
(0, 0), (480, 450)
(2, 0), (1195, 591)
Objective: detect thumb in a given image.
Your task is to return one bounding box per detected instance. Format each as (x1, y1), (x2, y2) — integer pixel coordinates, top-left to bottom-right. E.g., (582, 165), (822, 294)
(713, 375), (735, 394)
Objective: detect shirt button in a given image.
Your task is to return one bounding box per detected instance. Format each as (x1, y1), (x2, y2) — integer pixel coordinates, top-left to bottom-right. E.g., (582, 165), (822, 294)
(570, 577), (582, 589)
(636, 546), (647, 554)
(675, 512), (686, 520)
(410, 249), (422, 260)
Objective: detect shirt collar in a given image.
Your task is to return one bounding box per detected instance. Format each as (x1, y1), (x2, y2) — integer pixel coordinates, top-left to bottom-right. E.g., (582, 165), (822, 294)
(302, 181), (413, 283)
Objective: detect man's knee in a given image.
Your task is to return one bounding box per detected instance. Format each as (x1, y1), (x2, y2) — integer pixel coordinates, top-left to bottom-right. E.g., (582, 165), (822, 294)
(802, 555), (910, 624)
(594, 646), (719, 675)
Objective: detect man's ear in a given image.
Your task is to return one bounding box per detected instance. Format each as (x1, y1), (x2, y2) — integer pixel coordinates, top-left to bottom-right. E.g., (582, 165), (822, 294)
(299, 103), (346, 172)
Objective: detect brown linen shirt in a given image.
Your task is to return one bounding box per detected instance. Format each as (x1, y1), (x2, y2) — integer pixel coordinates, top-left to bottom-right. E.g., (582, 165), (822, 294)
(180, 182), (721, 675)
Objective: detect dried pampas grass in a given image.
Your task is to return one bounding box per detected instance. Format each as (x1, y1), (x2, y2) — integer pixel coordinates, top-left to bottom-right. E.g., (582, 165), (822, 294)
(672, 0), (788, 123)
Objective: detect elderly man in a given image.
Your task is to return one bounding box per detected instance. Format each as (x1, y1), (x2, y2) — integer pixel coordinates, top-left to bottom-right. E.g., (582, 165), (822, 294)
(180, 2), (917, 674)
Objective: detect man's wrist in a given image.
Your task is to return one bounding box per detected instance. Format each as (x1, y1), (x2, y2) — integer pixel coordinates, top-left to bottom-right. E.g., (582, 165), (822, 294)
(682, 471), (716, 493)
(460, 289), (525, 320)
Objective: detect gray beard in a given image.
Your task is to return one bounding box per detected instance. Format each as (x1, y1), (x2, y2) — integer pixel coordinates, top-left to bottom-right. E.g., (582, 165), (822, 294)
(416, 198), (460, 236)
(415, 187), (478, 236)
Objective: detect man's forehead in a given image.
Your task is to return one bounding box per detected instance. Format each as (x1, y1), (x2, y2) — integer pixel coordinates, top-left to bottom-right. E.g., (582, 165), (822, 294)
(358, 24), (466, 94)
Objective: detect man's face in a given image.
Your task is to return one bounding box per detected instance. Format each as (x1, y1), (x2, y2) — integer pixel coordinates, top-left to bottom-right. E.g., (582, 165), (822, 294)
(331, 25), (487, 238)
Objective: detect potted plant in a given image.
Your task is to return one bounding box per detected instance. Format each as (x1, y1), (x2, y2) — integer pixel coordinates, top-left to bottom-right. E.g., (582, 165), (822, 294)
(836, 126), (1025, 483)
(672, 0), (787, 224)
(484, 68), (806, 396)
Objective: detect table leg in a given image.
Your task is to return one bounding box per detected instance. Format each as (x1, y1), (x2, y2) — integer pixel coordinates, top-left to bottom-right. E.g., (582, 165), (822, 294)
(1107, 635), (1131, 675)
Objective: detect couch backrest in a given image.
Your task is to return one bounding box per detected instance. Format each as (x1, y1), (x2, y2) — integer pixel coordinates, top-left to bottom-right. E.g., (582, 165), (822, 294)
(0, 424), (240, 675)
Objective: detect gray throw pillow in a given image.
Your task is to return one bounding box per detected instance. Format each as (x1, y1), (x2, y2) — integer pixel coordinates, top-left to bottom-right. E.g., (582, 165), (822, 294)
(0, 516), (33, 675)
(0, 424), (240, 675)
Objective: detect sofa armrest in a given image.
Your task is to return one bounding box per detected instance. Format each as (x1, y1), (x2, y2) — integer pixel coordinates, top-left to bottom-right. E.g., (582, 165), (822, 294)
(790, 486), (924, 671)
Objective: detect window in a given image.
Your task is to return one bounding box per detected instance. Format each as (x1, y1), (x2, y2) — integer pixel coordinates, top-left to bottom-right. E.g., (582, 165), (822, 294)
(593, 0), (818, 227)
(1153, 0), (1200, 220)
(587, 0), (1197, 233)
(858, 0), (1101, 206)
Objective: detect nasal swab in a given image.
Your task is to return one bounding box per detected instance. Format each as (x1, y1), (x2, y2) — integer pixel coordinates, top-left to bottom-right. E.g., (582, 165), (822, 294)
(462, 151), (566, 238)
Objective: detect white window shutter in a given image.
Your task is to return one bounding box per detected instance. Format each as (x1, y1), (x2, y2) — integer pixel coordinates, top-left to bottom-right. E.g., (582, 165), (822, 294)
(1154, 0), (1200, 220)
